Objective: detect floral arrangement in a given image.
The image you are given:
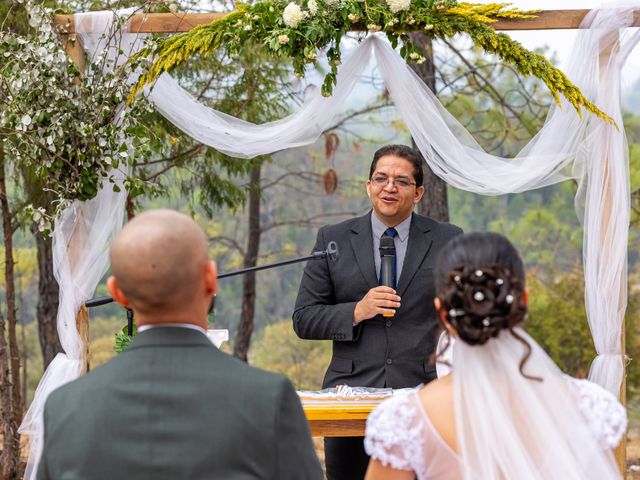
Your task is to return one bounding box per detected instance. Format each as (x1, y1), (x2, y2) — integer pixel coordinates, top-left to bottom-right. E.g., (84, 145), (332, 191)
(130, 1), (614, 125)
(0, 4), (157, 224)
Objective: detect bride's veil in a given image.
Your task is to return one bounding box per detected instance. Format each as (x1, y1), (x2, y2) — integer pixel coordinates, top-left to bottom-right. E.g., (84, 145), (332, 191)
(452, 327), (621, 480)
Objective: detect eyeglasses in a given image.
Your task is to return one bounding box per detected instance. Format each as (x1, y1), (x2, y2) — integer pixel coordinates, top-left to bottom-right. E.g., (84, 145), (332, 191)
(370, 175), (417, 189)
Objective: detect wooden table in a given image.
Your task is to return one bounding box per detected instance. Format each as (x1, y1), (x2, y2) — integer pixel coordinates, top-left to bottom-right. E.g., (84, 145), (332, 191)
(302, 402), (378, 437)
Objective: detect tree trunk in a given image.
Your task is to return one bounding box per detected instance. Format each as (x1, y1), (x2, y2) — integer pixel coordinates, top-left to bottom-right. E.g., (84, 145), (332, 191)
(0, 148), (20, 479)
(409, 33), (450, 222)
(233, 164), (262, 362)
(20, 287), (27, 412)
(32, 226), (62, 370)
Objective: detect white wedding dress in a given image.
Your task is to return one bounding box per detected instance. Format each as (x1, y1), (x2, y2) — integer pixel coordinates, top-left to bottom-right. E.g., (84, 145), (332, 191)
(364, 329), (627, 480)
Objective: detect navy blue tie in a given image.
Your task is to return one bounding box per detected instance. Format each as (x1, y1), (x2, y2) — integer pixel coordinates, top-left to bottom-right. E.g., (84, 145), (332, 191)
(381, 228), (398, 289)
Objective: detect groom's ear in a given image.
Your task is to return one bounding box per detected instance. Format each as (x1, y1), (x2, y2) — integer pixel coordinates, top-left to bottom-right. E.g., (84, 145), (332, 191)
(107, 276), (131, 309)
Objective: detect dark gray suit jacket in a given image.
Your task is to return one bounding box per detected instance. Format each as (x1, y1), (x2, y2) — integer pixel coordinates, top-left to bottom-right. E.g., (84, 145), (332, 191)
(37, 327), (322, 480)
(293, 212), (462, 389)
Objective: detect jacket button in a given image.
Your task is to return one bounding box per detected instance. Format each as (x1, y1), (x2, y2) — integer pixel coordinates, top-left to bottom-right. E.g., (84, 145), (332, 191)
(386, 358), (393, 365)
(385, 319), (392, 327)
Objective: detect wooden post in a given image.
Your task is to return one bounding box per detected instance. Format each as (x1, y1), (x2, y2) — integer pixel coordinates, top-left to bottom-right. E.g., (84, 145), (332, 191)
(60, 33), (86, 74)
(597, 29), (626, 476)
(60, 28), (91, 374)
(75, 306), (90, 374)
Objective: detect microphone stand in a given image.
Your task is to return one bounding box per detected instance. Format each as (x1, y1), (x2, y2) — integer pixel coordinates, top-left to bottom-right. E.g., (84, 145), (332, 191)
(85, 241), (338, 336)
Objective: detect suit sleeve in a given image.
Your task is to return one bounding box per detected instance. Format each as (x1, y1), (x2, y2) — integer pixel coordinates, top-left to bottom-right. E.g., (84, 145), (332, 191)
(292, 227), (360, 341)
(275, 378), (323, 480)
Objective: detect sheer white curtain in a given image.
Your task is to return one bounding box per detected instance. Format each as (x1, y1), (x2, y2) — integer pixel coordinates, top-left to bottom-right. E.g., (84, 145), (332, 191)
(18, 175), (127, 480)
(17, 11), (135, 480)
(19, 3), (639, 478)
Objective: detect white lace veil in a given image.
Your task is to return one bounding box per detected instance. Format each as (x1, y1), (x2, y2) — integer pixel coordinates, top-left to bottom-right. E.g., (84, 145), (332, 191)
(453, 328), (621, 480)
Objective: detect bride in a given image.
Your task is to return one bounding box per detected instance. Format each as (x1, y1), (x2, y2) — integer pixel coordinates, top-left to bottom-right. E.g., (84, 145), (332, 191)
(363, 232), (626, 480)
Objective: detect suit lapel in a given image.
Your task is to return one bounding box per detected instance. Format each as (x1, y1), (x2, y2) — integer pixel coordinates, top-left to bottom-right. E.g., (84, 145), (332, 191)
(350, 212), (378, 290)
(396, 214), (433, 297)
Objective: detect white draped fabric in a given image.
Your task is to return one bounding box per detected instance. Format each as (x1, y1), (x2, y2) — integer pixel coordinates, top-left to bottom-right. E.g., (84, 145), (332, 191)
(454, 328), (623, 480)
(17, 12), (134, 480)
(19, 2), (639, 478)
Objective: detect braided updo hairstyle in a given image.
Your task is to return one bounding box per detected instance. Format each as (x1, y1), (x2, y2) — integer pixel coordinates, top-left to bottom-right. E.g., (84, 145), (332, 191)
(435, 232), (538, 379)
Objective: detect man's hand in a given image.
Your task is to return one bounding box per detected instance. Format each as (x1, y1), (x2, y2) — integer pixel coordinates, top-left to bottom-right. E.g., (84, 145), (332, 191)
(353, 286), (401, 324)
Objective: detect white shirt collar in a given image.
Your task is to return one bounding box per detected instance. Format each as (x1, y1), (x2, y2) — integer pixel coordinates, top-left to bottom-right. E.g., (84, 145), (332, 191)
(137, 323), (208, 336)
(371, 211), (412, 242)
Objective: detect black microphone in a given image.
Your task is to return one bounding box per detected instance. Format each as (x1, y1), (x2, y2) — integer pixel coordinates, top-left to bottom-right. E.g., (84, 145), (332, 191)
(379, 236), (396, 289)
(379, 236), (396, 318)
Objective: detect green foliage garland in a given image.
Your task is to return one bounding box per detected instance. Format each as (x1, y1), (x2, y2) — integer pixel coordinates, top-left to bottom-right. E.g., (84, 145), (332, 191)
(130, 1), (614, 125)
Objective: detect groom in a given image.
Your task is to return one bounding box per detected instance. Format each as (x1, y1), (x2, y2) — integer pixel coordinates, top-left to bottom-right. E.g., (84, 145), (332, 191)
(37, 209), (322, 480)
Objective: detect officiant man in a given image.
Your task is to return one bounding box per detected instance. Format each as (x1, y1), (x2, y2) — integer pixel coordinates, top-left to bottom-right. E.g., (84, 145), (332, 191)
(38, 209), (322, 480)
(293, 145), (462, 480)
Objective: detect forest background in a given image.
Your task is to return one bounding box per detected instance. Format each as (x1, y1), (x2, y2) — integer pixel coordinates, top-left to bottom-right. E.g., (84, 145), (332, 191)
(2, 0), (640, 476)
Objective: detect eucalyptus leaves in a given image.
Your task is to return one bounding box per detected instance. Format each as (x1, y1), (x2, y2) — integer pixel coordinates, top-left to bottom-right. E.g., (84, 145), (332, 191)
(0, 4), (157, 223)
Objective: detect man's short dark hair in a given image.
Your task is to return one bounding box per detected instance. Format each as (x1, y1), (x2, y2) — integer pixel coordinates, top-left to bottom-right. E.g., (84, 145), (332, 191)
(369, 145), (424, 187)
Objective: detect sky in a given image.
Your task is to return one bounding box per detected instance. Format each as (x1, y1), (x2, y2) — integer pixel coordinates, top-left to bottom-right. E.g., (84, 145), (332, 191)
(503, 0), (640, 94)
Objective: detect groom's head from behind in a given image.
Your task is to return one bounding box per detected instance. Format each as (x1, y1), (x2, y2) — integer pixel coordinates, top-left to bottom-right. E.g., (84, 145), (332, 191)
(107, 209), (217, 329)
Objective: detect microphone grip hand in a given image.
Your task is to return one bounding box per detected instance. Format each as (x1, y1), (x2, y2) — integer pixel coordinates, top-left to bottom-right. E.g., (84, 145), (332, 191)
(353, 286), (401, 324)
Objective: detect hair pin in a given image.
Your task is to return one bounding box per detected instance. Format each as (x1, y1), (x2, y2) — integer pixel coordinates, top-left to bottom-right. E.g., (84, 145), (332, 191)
(506, 294), (514, 304)
(496, 278), (504, 285)
(448, 308), (465, 318)
(474, 270), (483, 277)
(473, 291), (485, 302)
(482, 317), (491, 327)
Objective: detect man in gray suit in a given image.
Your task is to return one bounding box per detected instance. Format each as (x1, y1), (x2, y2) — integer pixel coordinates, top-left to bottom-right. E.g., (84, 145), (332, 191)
(38, 209), (322, 480)
(293, 145), (462, 480)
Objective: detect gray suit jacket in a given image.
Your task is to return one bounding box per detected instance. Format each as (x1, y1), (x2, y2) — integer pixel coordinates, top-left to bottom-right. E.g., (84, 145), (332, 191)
(37, 327), (322, 480)
(293, 212), (462, 389)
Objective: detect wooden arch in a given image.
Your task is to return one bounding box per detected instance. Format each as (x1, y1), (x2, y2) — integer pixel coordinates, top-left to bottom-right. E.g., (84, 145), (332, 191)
(51, 8), (640, 474)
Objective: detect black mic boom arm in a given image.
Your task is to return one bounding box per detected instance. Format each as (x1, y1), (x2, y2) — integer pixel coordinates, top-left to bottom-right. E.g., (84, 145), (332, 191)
(84, 241), (339, 308)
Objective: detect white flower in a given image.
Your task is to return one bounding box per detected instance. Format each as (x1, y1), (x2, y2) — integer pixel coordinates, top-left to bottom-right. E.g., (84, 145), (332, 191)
(416, 56), (426, 64)
(367, 24), (382, 32)
(21, 114), (32, 126)
(283, 3), (306, 28)
(385, 0), (411, 13)
(324, 0), (340, 6)
(308, 0), (318, 15)
(168, 3), (178, 12)
(406, 17), (416, 25)
(244, 24), (252, 31)
(278, 34), (290, 45)
(307, 51), (317, 61)
(424, 23), (434, 30)
(253, 15), (260, 20)
(347, 13), (360, 22)
(409, 52), (420, 60)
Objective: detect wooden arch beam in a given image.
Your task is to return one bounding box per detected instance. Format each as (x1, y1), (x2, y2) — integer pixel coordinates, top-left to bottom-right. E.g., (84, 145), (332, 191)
(53, 9), (640, 33)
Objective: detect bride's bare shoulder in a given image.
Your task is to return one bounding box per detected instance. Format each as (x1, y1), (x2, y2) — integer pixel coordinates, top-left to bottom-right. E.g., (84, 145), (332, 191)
(417, 375), (453, 413)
